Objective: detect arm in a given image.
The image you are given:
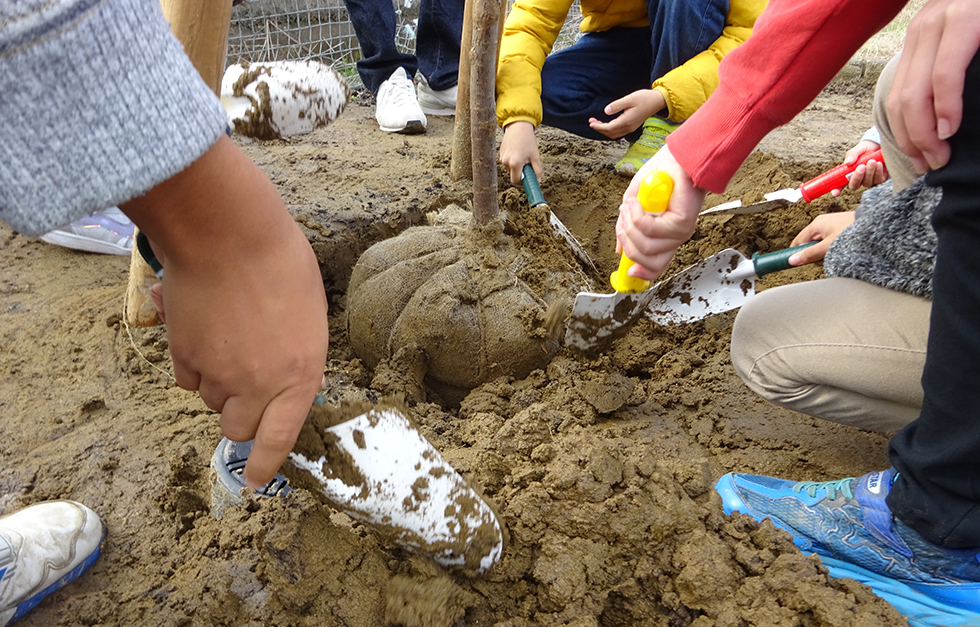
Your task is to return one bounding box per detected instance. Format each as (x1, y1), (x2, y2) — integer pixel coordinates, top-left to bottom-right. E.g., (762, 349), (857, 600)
(495, 0), (574, 183)
(650, 0), (765, 122)
(123, 136), (329, 489)
(618, 0), (907, 281)
(1, 0), (328, 489)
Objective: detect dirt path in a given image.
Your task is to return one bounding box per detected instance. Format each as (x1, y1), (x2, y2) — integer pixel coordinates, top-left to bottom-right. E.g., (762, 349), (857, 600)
(1, 70), (910, 626)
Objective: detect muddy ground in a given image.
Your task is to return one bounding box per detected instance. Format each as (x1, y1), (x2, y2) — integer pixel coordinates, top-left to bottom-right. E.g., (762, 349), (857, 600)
(1, 66), (913, 626)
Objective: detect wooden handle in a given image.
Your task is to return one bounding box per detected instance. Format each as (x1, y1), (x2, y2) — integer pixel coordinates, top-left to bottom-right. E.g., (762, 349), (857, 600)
(126, 0), (232, 327)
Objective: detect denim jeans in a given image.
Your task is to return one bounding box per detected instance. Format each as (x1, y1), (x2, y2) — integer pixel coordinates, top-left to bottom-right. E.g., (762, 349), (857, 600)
(343, 0), (464, 95)
(888, 51), (980, 548)
(541, 0), (729, 142)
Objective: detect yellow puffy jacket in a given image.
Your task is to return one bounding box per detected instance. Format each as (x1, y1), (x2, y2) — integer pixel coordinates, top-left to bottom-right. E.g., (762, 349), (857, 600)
(496, 0), (766, 128)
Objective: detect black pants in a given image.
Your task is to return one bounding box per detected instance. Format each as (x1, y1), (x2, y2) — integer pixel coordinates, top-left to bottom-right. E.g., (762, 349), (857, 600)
(888, 52), (980, 548)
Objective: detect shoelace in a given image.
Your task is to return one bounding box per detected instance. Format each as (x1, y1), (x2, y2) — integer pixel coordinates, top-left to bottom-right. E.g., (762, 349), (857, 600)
(793, 477), (855, 500)
(382, 74), (419, 109)
(634, 124), (671, 150)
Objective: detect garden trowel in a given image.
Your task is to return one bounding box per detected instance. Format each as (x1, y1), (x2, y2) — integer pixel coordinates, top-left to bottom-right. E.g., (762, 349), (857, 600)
(211, 399), (505, 573)
(289, 401), (505, 573)
(564, 167), (817, 352)
(701, 148), (885, 216)
(522, 164), (597, 273)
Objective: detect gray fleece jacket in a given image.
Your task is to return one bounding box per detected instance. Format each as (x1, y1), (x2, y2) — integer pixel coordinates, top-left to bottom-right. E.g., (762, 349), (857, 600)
(0, 0), (229, 236)
(825, 177), (940, 299)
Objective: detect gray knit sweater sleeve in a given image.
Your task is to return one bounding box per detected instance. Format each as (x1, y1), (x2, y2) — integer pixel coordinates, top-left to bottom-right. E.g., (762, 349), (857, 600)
(0, 0), (229, 236)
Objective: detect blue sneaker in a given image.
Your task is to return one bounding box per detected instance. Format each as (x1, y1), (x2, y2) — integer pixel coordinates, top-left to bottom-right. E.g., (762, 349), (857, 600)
(715, 469), (980, 627)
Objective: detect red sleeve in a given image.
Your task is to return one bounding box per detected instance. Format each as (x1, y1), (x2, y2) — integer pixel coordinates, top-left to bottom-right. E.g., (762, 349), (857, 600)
(667, 0), (908, 193)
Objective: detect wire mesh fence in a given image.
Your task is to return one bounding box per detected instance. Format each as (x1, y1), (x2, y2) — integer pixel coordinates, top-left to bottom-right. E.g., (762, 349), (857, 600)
(226, 0), (582, 92)
(226, 0), (911, 94)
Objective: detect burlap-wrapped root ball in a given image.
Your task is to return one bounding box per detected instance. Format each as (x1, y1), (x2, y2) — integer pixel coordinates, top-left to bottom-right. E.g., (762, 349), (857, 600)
(347, 206), (562, 399)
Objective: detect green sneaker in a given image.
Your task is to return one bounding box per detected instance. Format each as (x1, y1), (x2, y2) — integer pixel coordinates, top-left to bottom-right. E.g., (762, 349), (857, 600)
(615, 117), (681, 176)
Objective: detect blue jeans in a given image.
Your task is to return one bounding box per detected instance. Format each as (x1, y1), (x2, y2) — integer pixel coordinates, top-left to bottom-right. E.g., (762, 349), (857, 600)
(343, 0), (464, 95)
(541, 0), (728, 141)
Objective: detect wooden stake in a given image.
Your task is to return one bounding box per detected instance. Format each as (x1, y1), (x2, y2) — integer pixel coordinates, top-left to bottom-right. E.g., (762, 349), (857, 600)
(470, 0), (500, 224)
(450, 0), (475, 181)
(126, 0), (232, 327)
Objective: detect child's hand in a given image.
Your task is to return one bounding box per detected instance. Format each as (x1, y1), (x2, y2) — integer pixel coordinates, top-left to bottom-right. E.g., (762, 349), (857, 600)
(830, 141), (887, 196)
(122, 136), (330, 490)
(616, 146), (705, 281)
(589, 89), (667, 140)
(499, 121), (542, 185)
(788, 212), (857, 265)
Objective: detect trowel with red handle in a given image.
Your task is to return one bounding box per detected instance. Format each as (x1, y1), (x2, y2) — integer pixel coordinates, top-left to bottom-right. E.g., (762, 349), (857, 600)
(702, 148), (886, 216)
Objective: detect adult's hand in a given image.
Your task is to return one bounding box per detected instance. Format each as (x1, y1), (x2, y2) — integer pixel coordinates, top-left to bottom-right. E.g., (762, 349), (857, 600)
(616, 146), (706, 282)
(588, 88), (667, 140)
(888, 0), (980, 173)
(499, 121), (542, 185)
(122, 135), (330, 489)
(788, 211), (856, 265)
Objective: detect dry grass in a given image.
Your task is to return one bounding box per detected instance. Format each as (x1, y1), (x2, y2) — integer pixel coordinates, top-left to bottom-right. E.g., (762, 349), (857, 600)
(853, 0), (926, 62)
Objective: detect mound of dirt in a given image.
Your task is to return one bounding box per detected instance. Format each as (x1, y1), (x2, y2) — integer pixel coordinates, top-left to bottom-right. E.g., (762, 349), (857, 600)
(3, 75), (909, 627)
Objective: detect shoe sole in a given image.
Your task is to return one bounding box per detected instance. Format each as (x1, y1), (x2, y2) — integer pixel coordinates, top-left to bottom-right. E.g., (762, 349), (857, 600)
(819, 555), (980, 627)
(9, 524), (107, 624)
(419, 104), (456, 116)
(379, 120), (426, 134)
(39, 232), (131, 255)
(615, 163), (638, 177)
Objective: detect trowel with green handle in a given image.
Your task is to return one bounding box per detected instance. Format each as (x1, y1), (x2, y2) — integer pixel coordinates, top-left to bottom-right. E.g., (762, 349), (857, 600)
(521, 164), (597, 273)
(564, 170), (817, 353)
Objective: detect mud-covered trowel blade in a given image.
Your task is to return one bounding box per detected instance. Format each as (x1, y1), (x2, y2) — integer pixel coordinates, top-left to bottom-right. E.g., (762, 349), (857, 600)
(289, 405), (504, 573)
(565, 287), (663, 353)
(645, 249), (755, 325)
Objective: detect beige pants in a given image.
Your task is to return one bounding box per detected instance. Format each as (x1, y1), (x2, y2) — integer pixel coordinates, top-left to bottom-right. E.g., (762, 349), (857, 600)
(875, 52), (919, 193)
(731, 278), (931, 432)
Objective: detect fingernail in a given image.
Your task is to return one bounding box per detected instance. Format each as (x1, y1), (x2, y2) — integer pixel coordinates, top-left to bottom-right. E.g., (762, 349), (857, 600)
(789, 254), (800, 266)
(938, 118), (953, 140)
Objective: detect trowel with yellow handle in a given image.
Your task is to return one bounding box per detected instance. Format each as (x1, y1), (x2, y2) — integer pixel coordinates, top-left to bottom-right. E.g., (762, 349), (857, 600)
(565, 171), (815, 353)
(211, 398), (505, 574)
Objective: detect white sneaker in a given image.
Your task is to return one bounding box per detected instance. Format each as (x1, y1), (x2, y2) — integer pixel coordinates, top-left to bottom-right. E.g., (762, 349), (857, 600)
(375, 67), (427, 134)
(416, 74), (457, 116)
(0, 501), (106, 626)
(39, 207), (134, 256)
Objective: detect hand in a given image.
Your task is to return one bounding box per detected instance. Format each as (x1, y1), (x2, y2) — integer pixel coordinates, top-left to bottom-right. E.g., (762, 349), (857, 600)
(830, 141), (887, 196)
(788, 211), (856, 265)
(588, 89), (667, 140)
(122, 135), (330, 489)
(499, 121), (542, 185)
(888, 0), (980, 173)
(616, 146), (706, 282)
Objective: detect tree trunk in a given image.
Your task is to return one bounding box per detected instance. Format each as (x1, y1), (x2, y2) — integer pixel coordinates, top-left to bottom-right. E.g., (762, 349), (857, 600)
(469, 0), (500, 224)
(450, 0), (475, 181)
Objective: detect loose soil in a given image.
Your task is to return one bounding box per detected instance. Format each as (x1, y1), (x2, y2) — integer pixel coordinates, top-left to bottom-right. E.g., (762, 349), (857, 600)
(1, 69), (911, 626)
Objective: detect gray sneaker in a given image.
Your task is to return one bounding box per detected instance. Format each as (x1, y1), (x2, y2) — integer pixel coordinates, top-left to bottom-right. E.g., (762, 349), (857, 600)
(0, 501), (105, 626)
(417, 74), (457, 116)
(39, 207), (134, 256)
(375, 67), (426, 134)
